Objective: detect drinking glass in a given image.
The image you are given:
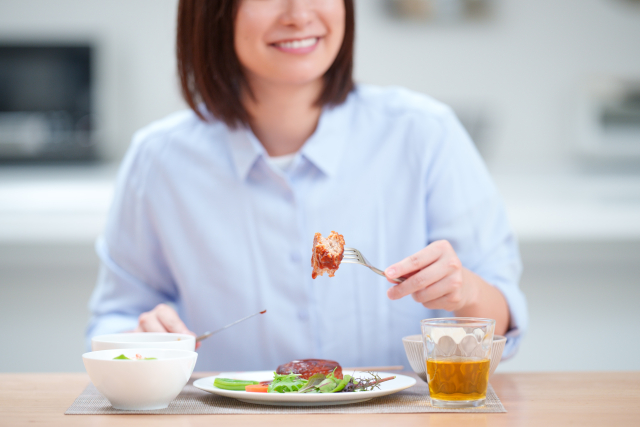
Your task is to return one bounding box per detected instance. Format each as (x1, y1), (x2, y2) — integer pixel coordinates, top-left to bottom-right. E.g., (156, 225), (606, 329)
(421, 317), (496, 408)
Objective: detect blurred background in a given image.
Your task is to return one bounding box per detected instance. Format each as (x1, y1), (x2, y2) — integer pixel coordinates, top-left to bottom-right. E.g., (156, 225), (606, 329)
(1, 0), (639, 373)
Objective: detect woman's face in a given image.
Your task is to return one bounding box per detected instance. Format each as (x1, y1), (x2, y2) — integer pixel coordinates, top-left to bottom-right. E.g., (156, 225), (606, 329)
(234, 0), (346, 87)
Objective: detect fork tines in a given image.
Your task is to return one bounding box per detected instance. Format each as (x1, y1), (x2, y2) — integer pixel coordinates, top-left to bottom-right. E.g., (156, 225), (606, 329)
(342, 248), (358, 259)
(342, 248), (361, 263)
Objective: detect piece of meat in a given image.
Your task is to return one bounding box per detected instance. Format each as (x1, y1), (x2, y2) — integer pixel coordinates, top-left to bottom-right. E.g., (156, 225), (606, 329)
(276, 359), (343, 380)
(311, 231), (345, 279)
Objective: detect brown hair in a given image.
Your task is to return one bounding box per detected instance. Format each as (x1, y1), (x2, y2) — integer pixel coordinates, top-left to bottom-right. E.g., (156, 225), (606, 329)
(177, 0), (355, 127)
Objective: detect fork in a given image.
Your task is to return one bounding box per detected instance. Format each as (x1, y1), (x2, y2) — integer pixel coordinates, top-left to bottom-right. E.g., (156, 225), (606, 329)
(342, 247), (405, 283)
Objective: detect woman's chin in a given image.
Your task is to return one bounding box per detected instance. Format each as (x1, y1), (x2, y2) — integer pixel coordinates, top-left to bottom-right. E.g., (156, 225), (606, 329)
(256, 70), (327, 88)
(243, 57), (333, 88)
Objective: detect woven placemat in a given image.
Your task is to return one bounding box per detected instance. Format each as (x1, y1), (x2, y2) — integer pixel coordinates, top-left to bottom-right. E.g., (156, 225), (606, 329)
(65, 373), (505, 414)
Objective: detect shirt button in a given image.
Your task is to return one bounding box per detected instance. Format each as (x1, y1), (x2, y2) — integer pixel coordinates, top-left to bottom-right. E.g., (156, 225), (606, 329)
(297, 309), (309, 321)
(290, 251), (301, 263)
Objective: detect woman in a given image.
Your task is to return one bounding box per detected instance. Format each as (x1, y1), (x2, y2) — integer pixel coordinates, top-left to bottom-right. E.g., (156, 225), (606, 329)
(87, 0), (527, 371)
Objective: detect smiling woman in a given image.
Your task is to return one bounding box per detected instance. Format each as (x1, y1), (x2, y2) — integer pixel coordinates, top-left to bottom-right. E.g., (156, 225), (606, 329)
(87, 0), (527, 372)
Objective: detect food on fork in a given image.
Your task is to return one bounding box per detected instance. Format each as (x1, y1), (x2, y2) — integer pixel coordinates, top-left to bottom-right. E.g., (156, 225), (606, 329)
(311, 231), (345, 279)
(276, 359), (343, 380)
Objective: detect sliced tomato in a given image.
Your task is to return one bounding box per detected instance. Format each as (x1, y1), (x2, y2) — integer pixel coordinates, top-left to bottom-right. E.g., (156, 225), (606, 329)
(245, 384), (269, 393)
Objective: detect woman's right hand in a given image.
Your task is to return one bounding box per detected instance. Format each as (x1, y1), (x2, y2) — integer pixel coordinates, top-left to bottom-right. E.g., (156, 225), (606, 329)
(134, 303), (200, 348)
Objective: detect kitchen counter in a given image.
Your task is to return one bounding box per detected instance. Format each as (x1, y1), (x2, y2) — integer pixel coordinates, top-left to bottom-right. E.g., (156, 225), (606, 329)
(1, 372), (639, 426)
(494, 173), (640, 241)
(0, 164), (115, 243)
(2, 165), (640, 243)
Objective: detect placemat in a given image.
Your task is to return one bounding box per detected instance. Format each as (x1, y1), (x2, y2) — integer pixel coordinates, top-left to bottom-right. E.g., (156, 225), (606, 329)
(65, 373), (506, 414)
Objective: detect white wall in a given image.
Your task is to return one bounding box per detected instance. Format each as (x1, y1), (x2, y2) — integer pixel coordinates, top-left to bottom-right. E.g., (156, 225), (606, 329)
(2, 0), (639, 168)
(354, 0), (640, 173)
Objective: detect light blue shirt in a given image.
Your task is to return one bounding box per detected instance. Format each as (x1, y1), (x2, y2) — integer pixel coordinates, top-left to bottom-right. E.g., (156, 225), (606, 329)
(87, 85), (527, 371)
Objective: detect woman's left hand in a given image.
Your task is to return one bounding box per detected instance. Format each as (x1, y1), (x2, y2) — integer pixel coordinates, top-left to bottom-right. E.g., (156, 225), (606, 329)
(384, 240), (477, 311)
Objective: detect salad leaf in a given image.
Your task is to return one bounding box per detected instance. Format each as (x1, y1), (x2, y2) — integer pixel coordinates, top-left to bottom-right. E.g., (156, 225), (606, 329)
(296, 370), (353, 393)
(267, 372), (308, 393)
(298, 373), (326, 393)
(112, 354), (156, 360)
(317, 368), (345, 393)
(318, 378), (339, 393)
(331, 375), (352, 393)
(263, 370), (396, 394)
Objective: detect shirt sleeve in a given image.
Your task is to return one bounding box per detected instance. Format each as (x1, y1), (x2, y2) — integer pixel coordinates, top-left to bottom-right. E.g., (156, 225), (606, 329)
(85, 131), (179, 348)
(423, 108), (528, 360)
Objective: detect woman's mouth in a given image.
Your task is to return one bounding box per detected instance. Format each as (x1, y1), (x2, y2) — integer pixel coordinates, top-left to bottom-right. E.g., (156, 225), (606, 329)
(271, 37), (320, 54)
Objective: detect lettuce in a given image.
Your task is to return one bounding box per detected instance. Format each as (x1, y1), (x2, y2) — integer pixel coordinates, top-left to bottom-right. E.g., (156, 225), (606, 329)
(267, 372), (308, 393)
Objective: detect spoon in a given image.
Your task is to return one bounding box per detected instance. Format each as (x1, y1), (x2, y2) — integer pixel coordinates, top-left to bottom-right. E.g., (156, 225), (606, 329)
(196, 309), (267, 343)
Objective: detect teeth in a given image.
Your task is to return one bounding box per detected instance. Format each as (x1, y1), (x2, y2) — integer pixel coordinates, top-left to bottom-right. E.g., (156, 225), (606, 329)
(276, 37), (318, 49)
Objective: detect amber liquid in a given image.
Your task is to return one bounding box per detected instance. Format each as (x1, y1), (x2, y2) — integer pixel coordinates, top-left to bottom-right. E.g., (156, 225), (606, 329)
(426, 358), (490, 401)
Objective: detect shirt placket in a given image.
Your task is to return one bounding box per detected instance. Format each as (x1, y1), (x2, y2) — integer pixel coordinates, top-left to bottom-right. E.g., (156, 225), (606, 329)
(285, 164), (322, 358)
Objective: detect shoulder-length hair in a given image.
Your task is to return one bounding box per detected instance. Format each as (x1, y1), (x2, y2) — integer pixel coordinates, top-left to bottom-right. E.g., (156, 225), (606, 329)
(177, 0), (355, 127)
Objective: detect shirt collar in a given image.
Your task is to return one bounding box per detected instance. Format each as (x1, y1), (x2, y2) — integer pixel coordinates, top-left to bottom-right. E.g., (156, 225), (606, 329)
(225, 91), (354, 181)
(225, 124), (266, 181)
(300, 99), (352, 178)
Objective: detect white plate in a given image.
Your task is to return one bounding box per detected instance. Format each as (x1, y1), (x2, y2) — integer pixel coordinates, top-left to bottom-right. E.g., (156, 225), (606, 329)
(193, 370), (416, 406)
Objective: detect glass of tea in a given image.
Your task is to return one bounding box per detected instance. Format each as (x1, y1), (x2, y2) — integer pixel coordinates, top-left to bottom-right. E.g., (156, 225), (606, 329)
(421, 317), (496, 408)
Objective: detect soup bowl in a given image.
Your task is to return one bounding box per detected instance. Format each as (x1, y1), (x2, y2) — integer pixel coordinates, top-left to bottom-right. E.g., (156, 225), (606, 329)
(91, 332), (195, 351)
(402, 334), (506, 382)
(82, 348), (197, 410)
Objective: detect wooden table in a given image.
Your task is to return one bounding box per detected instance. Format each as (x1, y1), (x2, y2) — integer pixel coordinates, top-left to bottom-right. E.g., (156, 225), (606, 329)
(1, 372), (639, 426)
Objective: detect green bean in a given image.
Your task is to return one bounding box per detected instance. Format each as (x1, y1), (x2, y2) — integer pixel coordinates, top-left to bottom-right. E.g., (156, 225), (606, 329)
(213, 378), (259, 390)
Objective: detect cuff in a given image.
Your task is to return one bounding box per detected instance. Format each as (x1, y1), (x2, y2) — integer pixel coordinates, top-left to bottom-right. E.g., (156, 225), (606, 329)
(490, 280), (528, 360)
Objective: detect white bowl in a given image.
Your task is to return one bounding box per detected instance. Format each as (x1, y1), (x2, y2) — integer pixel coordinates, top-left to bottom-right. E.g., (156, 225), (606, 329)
(82, 348), (197, 410)
(402, 334), (507, 382)
(91, 332), (195, 351)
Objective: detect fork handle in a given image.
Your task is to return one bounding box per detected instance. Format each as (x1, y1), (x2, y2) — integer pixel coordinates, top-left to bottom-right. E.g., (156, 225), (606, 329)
(369, 266), (405, 284)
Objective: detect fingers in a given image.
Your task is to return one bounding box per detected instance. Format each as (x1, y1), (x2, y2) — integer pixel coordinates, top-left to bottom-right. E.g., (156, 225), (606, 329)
(409, 277), (450, 304)
(136, 309), (168, 332)
(136, 303), (193, 335)
(155, 304), (191, 334)
(417, 274), (465, 311)
(387, 255), (450, 300)
(385, 240), (451, 280)
(421, 291), (464, 312)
